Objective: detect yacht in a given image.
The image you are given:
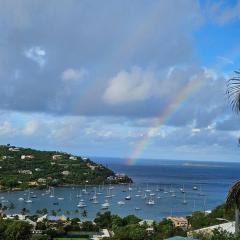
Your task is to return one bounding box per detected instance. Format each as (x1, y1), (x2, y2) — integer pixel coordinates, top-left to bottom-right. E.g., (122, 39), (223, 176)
(77, 201), (87, 208)
(135, 207), (141, 211)
(117, 201), (125, 205)
(25, 190), (32, 203)
(182, 192), (187, 204)
(193, 186), (198, 190)
(57, 197), (64, 200)
(18, 197), (24, 201)
(101, 200), (110, 209)
(146, 199), (155, 205)
(125, 195), (131, 200)
(49, 187), (55, 198)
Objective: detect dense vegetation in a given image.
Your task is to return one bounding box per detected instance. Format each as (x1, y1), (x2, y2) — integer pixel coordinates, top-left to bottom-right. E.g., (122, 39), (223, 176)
(0, 145), (132, 190)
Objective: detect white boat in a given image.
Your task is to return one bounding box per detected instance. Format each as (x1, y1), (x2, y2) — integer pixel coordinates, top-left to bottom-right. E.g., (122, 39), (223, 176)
(146, 199), (155, 205)
(25, 190), (32, 203)
(93, 198), (98, 204)
(118, 201), (125, 205)
(77, 201), (87, 208)
(157, 193), (162, 199)
(135, 194), (141, 197)
(49, 187), (55, 198)
(135, 207), (141, 210)
(101, 200), (110, 209)
(193, 186), (198, 190)
(180, 184), (186, 193)
(18, 197), (24, 201)
(125, 195), (131, 200)
(57, 197), (64, 200)
(182, 192), (187, 204)
(145, 184), (151, 192)
(150, 193), (156, 196)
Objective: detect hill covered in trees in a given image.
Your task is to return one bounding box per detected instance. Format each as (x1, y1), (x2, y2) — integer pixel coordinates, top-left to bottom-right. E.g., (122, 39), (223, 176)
(0, 145), (132, 191)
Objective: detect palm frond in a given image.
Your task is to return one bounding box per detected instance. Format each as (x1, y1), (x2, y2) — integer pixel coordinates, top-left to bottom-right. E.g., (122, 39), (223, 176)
(226, 180), (240, 210)
(227, 70), (240, 114)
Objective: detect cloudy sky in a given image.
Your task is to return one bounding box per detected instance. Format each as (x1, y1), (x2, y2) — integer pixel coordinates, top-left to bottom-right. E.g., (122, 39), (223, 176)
(0, 0), (240, 163)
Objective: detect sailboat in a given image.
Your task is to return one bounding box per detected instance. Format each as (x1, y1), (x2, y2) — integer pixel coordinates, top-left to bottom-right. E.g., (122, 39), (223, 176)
(25, 190), (32, 203)
(163, 186), (168, 194)
(180, 184), (186, 193)
(101, 200), (110, 209)
(145, 184), (151, 192)
(146, 196), (155, 205)
(198, 185), (205, 196)
(125, 188), (131, 200)
(97, 185), (103, 195)
(49, 187), (55, 198)
(92, 188), (98, 204)
(182, 192), (187, 204)
(117, 201), (125, 205)
(77, 201), (87, 208)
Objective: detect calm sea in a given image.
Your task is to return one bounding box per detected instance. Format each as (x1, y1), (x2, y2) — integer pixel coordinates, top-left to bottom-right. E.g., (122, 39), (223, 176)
(1, 158), (239, 221)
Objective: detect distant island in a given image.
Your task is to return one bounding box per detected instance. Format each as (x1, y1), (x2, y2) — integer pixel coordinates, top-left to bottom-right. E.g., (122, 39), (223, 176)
(0, 144), (132, 191)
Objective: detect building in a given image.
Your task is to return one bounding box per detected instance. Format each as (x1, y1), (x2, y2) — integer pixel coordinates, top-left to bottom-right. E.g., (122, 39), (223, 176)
(91, 229), (111, 240)
(18, 170), (33, 175)
(37, 178), (46, 184)
(9, 147), (20, 152)
(52, 154), (62, 160)
(167, 217), (188, 229)
(21, 155), (34, 160)
(188, 221), (235, 237)
(69, 156), (77, 160)
(62, 170), (70, 176)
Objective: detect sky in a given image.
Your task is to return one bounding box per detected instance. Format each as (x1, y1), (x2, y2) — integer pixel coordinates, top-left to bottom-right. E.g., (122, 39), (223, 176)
(0, 0), (240, 163)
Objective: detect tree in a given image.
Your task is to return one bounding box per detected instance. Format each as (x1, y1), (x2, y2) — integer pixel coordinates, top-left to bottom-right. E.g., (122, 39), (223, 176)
(227, 70), (240, 235)
(4, 221), (32, 240)
(227, 70), (240, 113)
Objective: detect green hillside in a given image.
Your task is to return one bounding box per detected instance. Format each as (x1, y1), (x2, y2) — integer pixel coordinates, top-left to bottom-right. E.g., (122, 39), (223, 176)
(0, 145), (132, 191)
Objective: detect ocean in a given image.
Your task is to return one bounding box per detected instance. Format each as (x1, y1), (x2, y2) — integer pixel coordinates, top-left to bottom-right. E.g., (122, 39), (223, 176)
(0, 158), (239, 221)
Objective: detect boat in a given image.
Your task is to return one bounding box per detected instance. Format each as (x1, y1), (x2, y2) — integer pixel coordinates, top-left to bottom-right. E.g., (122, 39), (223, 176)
(31, 195), (37, 198)
(53, 202), (59, 205)
(77, 201), (87, 208)
(49, 187), (55, 198)
(57, 197), (64, 200)
(182, 192), (187, 204)
(101, 200), (110, 209)
(157, 193), (162, 199)
(150, 193), (156, 196)
(117, 201), (125, 205)
(146, 199), (155, 205)
(135, 207), (141, 210)
(135, 194), (141, 197)
(180, 184), (186, 193)
(145, 184), (151, 192)
(125, 195), (131, 200)
(18, 197), (24, 201)
(25, 190), (32, 203)
(193, 186), (198, 190)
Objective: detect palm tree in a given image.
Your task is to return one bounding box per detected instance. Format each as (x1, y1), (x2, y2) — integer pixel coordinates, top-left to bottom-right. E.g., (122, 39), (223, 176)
(226, 69), (240, 235)
(226, 180), (240, 235)
(227, 70), (240, 113)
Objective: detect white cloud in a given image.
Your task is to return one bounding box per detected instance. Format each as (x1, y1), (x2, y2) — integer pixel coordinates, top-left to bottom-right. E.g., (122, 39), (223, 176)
(103, 66), (158, 105)
(217, 56), (234, 65)
(0, 121), (16, 135)
(24, 46), (46, 67)
(208, 1), (240, 25)
(61, 68), (87, 82)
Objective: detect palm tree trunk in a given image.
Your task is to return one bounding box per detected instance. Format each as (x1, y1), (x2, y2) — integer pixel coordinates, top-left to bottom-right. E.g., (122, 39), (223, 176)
(235, 207), (240, 235)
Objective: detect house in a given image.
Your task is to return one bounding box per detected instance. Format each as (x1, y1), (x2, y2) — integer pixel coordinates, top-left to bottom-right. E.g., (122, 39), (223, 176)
(87, 163), (97, 171)
(37, 178), (46, 184)
(28, 181), (39, 186)
(18, 170), (33, 175)
(62, 170), (70, 176)
(9, 147), (20, 152)
(52, 154), (62, 160)
(91, 229), (111, 240)
(165, 237), (197, 240)
(2, 155), (14, 160)
(21, 155), (34, 160)
(167, 217), (189, 229)
(69, 156), (77, 160)
(188, 221), (235, 237)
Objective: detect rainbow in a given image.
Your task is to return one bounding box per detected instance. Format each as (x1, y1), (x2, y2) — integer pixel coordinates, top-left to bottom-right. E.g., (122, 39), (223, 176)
(126, 76), (204, 165)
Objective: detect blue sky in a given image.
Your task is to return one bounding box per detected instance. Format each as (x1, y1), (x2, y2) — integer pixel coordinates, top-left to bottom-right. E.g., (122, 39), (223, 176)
(0, 0), (240, 163)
